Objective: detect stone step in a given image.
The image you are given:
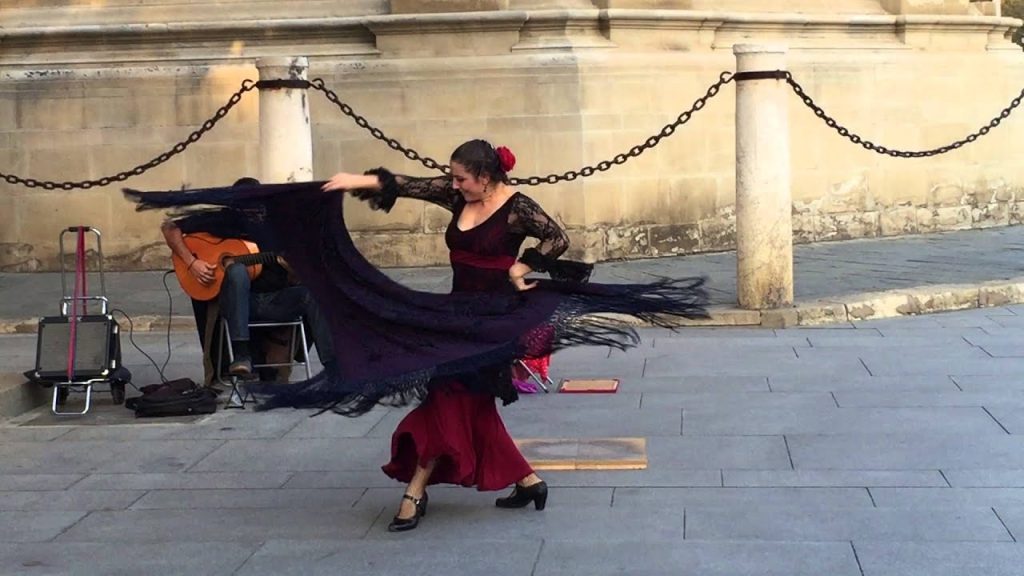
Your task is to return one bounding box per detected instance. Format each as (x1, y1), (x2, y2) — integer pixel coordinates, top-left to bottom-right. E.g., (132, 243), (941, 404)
(0, 371), (47, 420)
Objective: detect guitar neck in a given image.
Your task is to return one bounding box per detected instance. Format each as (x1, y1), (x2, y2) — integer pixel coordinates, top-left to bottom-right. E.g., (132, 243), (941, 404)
(231, 252), (277, 267)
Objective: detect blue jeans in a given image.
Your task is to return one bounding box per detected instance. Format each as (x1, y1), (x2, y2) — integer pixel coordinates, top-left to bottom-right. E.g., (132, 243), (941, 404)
(219, 263), (335, 365)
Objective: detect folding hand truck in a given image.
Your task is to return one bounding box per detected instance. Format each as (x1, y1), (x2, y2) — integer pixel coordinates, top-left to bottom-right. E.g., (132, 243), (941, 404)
(29, 227), (129, 415)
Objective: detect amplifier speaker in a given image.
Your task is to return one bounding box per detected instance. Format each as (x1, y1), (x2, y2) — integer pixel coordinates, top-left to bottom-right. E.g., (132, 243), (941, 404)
(33, 315), (117, 381)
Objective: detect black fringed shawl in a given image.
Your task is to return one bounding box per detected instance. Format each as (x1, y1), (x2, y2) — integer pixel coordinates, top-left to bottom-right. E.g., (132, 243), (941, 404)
(125, 177), (709, 416)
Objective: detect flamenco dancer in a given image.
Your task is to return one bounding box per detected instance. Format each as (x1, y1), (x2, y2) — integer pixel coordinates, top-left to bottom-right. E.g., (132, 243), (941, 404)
(125, 139), (709, 532)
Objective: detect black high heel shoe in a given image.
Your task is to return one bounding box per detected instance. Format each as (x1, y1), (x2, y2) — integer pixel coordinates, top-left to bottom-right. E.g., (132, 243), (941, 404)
(387, 492), (428, 532)
(495, 480), (548, 510)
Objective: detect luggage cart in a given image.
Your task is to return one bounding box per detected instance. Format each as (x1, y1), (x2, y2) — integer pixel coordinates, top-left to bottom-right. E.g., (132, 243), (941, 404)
(29, 227), (129, 415)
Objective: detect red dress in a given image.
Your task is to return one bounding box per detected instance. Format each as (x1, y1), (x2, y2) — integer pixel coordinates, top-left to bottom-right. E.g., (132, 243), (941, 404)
(382, 189), (564, 490)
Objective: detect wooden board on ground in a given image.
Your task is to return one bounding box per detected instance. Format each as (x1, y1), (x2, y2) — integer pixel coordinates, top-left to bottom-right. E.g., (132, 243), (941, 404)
(515, 437), (646, 470)
(558, 378), (619, 394)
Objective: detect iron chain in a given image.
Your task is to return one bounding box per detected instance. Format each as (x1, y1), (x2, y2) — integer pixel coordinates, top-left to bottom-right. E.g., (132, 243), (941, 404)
(309, 74), (733, 186)
(307, 78), (450, 174)
(785, 72), (1024, 158)
(0, 80), (259, 190)
(511, 72), (734, 186)
(17, 67), (1003, 190)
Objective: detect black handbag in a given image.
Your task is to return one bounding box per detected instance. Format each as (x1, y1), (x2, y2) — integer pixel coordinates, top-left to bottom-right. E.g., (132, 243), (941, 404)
(126, 378), (218, 417)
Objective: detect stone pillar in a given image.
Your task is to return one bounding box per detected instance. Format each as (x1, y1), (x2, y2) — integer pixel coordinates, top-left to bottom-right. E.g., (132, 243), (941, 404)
(256, 57), (313, 184)
(734, 44), (793, 310)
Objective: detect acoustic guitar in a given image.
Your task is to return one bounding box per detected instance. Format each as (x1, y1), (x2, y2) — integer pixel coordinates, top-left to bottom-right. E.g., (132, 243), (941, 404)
(172, 232), (278, 301)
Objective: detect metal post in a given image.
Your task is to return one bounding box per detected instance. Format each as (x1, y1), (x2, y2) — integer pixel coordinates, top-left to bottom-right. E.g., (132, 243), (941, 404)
(733, 44), (793, 310)
(256, 57), (313, 184)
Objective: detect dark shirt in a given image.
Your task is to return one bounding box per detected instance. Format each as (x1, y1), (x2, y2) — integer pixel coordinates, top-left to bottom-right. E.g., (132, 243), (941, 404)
(174, 209), (289, 293)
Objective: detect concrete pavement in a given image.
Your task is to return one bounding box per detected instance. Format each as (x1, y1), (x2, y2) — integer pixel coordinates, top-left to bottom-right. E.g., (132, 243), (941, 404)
(3, 226), (1024, 574)
(3, 306), (1024, 574)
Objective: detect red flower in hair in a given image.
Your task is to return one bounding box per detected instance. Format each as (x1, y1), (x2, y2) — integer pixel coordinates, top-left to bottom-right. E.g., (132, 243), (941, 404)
(495, 146), (516, 173)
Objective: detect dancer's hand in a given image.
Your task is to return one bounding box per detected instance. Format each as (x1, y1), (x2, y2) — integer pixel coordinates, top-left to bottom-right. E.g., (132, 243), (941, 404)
(321, 173), (378, 192)
(509, 275), (538, 292)
(508, 262), (537, 291)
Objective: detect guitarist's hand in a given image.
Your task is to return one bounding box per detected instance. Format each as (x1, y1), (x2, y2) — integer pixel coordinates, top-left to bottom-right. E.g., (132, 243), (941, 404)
(189, 258), (216, 286)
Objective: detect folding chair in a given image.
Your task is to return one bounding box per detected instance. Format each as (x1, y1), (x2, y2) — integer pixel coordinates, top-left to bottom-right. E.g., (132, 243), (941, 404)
(514, 356), (554, 393)
(216, 317), (312, 408)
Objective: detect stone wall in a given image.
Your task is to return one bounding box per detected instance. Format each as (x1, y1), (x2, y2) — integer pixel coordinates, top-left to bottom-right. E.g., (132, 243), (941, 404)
(1, 0), (1022, 270)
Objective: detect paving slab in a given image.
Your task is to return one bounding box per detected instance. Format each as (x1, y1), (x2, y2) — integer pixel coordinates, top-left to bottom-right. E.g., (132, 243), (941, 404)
(0, 427), (72, 442)
(57, 508), (381, 543)
(354, 486), (613, 510)
(235, 539), (542, 576)
(768, 374), (960, 393)
(795, 345), (990, 359)
(616, 375), (770, 393)
(503, 406), (683, 437)
(870, 488), (1024, 509)
(643, 354), (869, 378)
(788, 434), (1024, 470)
(641, 391), (836, 410)
(539, 469), (723, 488)
(862, 357), (1024, 377)
(686, 507), (1012, 542)
(722, 470), (949, 488)
(0, 490), (144, 512)
(131, 487), (367, 511)
(0, 440), (224, 474)
(187, 438), (391, 473)
(646, 436), (792, 470)
(833, 391), (1024, 408)
(682, 406), (1005, 436)
(0, 542), (257, 576)
(611, 487), (872, 509)
(360, 506), (686, 542)
(0, 474), (82, 492)
(853, 542), (1024, 576)
(55, 410), (308, 441)
(983, 506), (1024, 541)
(985, 407), (1024, 434)
(70, 472), (292, 491)
(0, 512), (86, 543)
(942, 470), (1024, 488)
(953, 375), (1024, 391)
(533, 540), (861, 576)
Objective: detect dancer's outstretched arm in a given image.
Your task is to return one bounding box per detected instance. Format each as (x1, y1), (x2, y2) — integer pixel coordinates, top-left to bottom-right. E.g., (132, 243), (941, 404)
(322, 169), (459, 212)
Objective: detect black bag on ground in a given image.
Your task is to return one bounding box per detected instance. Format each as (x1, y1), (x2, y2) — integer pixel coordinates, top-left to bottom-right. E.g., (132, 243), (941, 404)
(126, 378), (218, 417)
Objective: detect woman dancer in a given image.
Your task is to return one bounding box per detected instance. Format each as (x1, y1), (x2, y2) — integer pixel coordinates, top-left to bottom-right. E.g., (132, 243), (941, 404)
(124, 139), (709, 533)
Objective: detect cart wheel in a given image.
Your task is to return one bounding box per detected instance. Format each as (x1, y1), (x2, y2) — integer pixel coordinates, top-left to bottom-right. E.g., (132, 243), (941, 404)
(56, 387), (70, 406)
(110, 382), (126, 405)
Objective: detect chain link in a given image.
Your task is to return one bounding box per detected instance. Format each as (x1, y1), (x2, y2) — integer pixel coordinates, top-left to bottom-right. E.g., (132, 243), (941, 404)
(0, 80), (258, 190)
(307, 78), (450, 174)
(785, 72), (1024, 158)
(510, 72), (735, 186)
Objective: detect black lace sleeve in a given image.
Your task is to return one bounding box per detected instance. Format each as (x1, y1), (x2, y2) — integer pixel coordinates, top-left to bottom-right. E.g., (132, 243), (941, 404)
(508, 194), (593, 282)
(353, 168), (460, 213)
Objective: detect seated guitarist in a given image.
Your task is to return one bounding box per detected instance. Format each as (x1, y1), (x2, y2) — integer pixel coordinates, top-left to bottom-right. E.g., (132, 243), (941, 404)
(161, 177), (336, 380)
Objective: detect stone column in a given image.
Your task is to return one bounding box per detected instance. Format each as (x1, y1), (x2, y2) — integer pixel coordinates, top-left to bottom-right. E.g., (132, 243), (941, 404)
(734, 44), (792, 310)
(256, 57), (313, 184)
